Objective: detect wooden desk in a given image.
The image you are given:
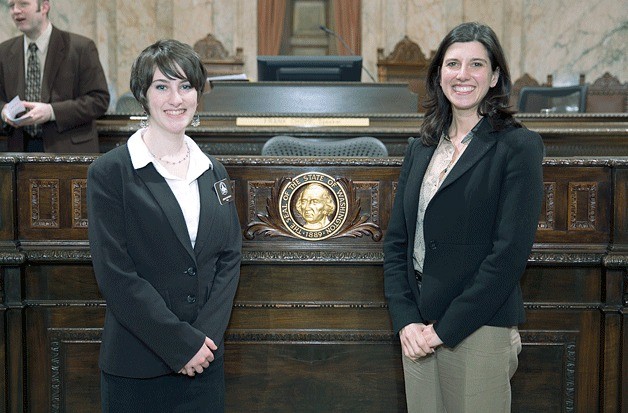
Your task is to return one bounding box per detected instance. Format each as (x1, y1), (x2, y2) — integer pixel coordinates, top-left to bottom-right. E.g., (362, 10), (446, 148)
(88, 112), (628, 157)
(200, 81), (420, 114)
(0, 154), (626, 412)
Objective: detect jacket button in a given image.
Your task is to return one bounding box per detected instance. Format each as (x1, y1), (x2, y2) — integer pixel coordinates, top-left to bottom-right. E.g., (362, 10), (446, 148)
(186, 267), (197, 276)
(429, 241), (437, 250)
(186, 295), (196, 304)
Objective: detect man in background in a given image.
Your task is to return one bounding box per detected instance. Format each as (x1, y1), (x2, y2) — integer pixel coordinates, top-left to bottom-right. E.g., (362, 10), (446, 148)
(0, 0), (109, 152)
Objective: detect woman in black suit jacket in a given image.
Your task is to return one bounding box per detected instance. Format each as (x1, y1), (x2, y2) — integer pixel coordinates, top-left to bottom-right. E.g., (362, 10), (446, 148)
(383, 23), (544, 412)
(88, 39), (241, 413)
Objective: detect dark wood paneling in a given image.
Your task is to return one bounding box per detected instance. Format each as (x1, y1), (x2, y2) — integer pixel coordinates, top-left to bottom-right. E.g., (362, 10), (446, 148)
(0, 155), (625, 413)
(513, 331), (578, 413)
(201, 82), (420, 114)
(225, 343), (406, 412)
(0, 162), (15, 243)
(16, 163), (90, 242)
(89, 113), (628, 157)
(0, 305), (6, 413)
(2, 264), (24, 413)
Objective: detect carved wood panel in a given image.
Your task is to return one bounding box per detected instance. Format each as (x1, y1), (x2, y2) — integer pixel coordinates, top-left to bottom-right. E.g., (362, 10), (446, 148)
(585, 72), (627, 113)
(0, 165), (15, 242)
(1, 156), (625, 413)
(539, 182), (556, 230)
(29, 179), (60, 228)
(71, 179), (88, 229)
(537, 165), (611, 245)
(49, 329), (101, 413)
(17, 162), (91, 241)
(377, 36), (431, 111)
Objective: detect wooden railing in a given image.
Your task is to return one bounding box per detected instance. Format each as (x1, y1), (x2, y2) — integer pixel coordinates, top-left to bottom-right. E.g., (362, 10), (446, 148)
(0, 154), (626, 412)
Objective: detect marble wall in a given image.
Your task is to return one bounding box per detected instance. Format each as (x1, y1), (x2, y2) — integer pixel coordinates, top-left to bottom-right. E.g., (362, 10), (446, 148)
(0, 0), (625, 110)
(365, 0), (627, 87)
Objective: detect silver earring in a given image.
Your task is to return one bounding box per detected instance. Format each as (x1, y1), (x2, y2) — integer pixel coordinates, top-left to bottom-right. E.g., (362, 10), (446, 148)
(191, 113), (200, 127)
(139, 112), (149, 129)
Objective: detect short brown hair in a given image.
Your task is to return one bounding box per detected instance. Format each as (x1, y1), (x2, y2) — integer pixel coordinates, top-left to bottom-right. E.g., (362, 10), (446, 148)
(130, 39), (207, 114)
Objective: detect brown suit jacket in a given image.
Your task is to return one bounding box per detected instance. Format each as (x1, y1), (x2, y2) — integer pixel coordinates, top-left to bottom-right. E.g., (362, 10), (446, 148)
(0, 26), (110, 152)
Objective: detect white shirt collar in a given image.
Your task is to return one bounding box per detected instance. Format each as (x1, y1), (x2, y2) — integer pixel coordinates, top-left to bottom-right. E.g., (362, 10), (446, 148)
(24, 21), (52, 55)
(127, 129), (212, 180)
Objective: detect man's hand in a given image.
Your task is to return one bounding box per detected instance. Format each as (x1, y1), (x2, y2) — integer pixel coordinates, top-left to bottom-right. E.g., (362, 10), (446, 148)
(17, 101), (52, 126)
(1, 104), (18, 127)
(178, 337), (218, 376)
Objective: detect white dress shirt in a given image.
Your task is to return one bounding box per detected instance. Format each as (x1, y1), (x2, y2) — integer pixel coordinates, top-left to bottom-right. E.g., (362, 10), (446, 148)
(127, 129), (212, 248)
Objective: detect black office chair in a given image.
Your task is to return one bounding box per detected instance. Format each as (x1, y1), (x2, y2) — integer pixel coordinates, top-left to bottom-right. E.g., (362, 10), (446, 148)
(115, 92), (143, 113)
(518, 85), (588, 113)
(261, 136), (388, 157)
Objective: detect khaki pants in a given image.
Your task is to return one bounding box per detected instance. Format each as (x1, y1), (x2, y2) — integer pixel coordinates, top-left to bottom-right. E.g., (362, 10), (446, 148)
(402, 326), (521, 413)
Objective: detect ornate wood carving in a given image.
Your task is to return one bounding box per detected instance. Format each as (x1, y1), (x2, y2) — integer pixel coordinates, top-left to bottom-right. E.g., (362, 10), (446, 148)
(245, 176), (382, 241)
(377, 36), (432, 110)
(227, 331), (393, 343)
(30, 179), (60, 228)
(585, 72), (627, 113)
(538, 182), (556, 230)
(192, 33), (244, 81)
(354, 181), (381, 224)
(0, 252), (24, 264)
(49, 328), (102, 413)
(569, 182), (597, 230)
(519, 331), (577, 413)
(528, 252), (605, 264)
(71, 179), (88, 228)
(194, 33), (231, 60)
(247, 180), (275, 222)
(241, 249), (384, 263)
(24, 249), (92, 262)
(588, 72), (626, 96)
(1, 154), (625, 413)
(602, 253), (628, 267)
(377, 36), (431, 67)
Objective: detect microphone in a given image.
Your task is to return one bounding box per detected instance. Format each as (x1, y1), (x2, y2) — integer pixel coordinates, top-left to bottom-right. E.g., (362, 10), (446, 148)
(319, 25), (377, 82)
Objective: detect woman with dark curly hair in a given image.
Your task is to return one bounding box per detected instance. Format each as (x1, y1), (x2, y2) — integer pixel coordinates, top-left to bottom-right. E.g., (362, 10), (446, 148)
(384, 22), (544, 412)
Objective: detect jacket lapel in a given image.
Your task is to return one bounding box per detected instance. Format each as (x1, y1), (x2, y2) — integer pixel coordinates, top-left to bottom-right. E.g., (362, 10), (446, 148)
(438, 118), (497, 192)
(6, 37), (24, 98)
(135, 165), (196, 261)
(405, 142), (436, 231)
(41, 26), (64, 103)
(193, 169), (219, 256)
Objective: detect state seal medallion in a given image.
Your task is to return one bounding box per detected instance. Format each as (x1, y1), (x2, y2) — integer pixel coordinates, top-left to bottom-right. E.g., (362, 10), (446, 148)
(279, 172), (348, 240)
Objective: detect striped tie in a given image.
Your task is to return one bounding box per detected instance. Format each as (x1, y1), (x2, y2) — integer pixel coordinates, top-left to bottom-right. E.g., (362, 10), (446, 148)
(24, 42), (42, 137)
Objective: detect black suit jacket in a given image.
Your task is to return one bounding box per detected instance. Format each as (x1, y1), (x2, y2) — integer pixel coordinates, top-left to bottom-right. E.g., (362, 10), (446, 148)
(87, 143), (241, 378)
(383, 118), (544, 347)
(0, 26), (110, 152)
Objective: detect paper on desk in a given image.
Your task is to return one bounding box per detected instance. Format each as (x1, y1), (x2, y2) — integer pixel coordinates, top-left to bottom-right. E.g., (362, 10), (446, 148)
(5, 96), (31, 125)
(207, 73), (248, 81)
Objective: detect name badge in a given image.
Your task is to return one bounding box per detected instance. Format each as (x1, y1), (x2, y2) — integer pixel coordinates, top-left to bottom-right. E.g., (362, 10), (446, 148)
(214, 178), (233, 205)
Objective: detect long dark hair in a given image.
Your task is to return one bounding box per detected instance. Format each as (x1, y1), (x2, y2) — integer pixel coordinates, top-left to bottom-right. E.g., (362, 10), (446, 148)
(420, 22), (519, 146)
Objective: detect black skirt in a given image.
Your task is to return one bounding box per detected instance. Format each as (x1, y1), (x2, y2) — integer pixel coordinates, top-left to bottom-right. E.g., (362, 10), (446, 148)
(100, 356), (225, 413)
